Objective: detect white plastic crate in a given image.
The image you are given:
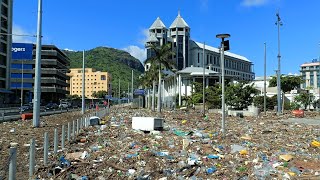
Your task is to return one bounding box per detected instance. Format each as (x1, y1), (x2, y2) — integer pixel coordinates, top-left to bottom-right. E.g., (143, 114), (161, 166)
(132, 117), (164, 131)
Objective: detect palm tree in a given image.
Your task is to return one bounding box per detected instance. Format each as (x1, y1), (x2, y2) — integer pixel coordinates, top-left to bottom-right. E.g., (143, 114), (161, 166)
(145, 43), (175, 112)
(141, 64), (158, 111)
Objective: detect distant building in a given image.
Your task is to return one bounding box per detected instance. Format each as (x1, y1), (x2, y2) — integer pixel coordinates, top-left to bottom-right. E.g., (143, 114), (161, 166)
(144, 12), (255, 107)
(11, 43), (70, 104)
(145, 12), (255, 81)
(0, 0), (13, 105)
(300, 61), (320, 89)
(67, 68), (112, 99)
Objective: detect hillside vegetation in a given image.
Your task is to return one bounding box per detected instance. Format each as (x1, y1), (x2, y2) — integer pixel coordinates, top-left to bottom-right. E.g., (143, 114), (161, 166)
(64, 47), (145, 97)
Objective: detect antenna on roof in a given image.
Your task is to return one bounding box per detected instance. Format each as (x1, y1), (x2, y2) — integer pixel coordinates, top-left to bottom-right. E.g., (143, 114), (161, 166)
(178, 9), (180, 16)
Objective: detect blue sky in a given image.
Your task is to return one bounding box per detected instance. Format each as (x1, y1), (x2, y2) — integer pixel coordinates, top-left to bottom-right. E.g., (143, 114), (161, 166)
(13, 0), (320, 76)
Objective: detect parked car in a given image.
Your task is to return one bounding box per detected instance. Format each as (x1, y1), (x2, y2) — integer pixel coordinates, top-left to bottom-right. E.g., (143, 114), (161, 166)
(59, 102), (71, 109)
(45, 103), (58, 110)
(19, 104), (32, 113)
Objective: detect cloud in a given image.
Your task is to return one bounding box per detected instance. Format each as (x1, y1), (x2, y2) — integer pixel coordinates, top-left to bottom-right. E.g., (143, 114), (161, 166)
(63, 48), (75, 52)
(12, 24), (35, 43)
(241, 0), (270, 7)
(123, 28), (148, 62)
(138, 28), (149, 46)
(123, 45), (146, 62)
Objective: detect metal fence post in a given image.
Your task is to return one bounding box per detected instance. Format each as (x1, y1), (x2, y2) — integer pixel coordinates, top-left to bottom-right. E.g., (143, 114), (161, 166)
(67, 122), (70, 142)
(29, 138), (35, 178)
(61, 125), (65, 150)
(79, 118), (82, 130)
(8, 143), (17, 180)
(76, 119), (79, 134)
(44, 132), (48, 166)
(72, 120), (75, 138)
(54, 128), (58, 154)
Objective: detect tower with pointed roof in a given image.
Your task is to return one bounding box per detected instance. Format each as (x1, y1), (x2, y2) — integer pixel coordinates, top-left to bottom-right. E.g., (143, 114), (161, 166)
(145, 17), (168, 60)
(169, 11), (190, 70)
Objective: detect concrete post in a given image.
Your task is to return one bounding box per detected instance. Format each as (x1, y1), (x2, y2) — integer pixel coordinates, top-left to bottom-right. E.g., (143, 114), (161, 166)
(43, 132), (48, 166)
(54, 128), (58, 154)
(8, 143), (17, 180)
(76, 119), (79, 134)
(29, 138), (35, 177)
(72, 120), (75, 138)
(67, 122), (70, 142)
(61, 125), (65, 150)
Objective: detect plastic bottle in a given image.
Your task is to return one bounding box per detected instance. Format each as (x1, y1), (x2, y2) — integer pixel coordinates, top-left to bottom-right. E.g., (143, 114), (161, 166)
(206, 166), (217, 174)
(59, 156), (71, 168)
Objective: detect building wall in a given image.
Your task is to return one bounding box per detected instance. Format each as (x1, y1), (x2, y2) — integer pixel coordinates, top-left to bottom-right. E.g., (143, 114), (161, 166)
(0, 0), (13, 90)
(145, 15), (254, 81)
(189, 41), (254, 81)
(68, 68), (111, 99)
(10, 43), (70, 104)
(300, 62), (320, 89)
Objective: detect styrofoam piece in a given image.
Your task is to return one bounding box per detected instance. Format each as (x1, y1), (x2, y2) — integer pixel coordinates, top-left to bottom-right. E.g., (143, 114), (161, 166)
(132, 117), (164, 131)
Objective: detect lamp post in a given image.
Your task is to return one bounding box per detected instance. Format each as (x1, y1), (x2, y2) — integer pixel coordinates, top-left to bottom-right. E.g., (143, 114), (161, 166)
(81, 50), (85, 114)
(318, 43), (320, 111)
(20, 59), (24, 114)
(216, 33), (230, 136)
(33, 0), (43, 127)
(202, 42), (206, 116)
(264, 42), (267, 115)
(275, 11), (283, 116)
(172, 68), (177, 110)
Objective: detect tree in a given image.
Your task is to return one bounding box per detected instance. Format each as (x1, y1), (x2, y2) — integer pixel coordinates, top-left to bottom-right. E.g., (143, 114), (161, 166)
(66, 94), (81, 100)
(141, 64), (159, 111)
(269, 75), (302, 93)
(294, 91), (315, 110)
(92, 90), (108, 99)
(253, 95), (277, 110)
(145, 43), (175, 112)
(186, 82), (203, 107)
(205, 84), (222, 109)
(225, 83), (258, 110)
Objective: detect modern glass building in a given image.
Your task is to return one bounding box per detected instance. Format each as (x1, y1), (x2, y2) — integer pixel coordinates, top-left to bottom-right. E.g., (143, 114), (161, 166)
(10, 43), (70, 104)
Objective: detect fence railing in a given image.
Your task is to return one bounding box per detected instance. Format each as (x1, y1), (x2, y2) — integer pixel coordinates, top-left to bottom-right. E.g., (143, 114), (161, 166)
(0, 108), (109, 180)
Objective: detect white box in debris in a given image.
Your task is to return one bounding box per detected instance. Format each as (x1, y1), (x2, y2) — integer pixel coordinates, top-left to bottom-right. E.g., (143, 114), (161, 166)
(132, 117), (164, 131)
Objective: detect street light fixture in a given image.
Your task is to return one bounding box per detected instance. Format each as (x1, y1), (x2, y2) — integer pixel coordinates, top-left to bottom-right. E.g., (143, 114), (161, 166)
(216, 33), (230, 136)
(275, 11), (283, 116)
(172, 68), (177, 110)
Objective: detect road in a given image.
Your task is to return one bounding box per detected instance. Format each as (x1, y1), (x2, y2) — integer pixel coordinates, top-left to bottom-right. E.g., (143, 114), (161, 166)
(0, 108), (82, 123)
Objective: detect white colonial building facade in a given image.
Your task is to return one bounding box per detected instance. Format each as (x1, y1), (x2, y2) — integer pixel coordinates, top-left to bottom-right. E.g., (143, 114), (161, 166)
(144, 12), (255, 107)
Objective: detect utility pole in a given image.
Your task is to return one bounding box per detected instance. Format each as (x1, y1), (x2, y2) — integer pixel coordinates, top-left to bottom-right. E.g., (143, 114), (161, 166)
(131, 70), (133, 102)
(20, 59), (24, 114)
(202, 42), (206, 116)
(127, 82), (130, 103)
(264, 42), (267, 115)
(81, 50), (85, 114)
(276, 11), (283, 116)
(32, 0), (42, 127)
(318, 43), (320, 111)
(216, 34), (230, 136)
(118, 78), (121, 105)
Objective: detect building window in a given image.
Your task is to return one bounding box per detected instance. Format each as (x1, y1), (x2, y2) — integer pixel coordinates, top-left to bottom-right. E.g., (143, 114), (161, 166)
(198, 53), (200, 63)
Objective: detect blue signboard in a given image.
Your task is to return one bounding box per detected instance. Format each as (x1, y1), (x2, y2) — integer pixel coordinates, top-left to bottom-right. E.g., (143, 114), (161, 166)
(134, 89), (145, 96)
(12, 43), (33, 60)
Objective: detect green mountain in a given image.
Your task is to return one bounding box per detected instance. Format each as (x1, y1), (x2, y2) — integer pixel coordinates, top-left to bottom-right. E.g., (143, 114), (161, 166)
(63, 47), (145, 97)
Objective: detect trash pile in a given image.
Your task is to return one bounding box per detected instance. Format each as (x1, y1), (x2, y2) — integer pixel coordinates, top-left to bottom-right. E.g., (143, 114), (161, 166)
(32, 109), (320, 179)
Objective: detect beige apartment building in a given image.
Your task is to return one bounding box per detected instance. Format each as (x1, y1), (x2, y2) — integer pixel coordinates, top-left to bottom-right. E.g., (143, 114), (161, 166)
(68, 68), (111, 99)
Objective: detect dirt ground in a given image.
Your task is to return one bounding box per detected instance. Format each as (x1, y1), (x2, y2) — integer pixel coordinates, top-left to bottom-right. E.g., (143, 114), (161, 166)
(0, 108), (319, 180)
